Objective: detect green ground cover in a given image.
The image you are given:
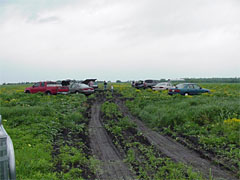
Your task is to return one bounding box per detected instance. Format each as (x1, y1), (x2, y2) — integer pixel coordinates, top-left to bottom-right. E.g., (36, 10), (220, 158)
(101, 101), (205, 179)
(0, 85), (97, 179)
(116, 83), (240, 175)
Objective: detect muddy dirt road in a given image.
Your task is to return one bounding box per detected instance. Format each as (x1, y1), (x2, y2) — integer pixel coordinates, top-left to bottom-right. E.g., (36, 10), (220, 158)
(115, 98), (237, 180)
(89, 101), (135, 180)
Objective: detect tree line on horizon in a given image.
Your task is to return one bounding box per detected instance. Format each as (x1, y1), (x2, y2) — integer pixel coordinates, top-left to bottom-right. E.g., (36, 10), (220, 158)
(1, 77), (240, 85)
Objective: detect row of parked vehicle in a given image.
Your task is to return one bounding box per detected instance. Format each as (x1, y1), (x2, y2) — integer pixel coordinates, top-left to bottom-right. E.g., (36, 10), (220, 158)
(132, 80), (210, 96)
(24, 79), (97, 95)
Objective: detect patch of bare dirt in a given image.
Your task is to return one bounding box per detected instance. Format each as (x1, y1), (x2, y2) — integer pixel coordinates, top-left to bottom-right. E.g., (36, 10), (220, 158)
(89, 100), (135, 180)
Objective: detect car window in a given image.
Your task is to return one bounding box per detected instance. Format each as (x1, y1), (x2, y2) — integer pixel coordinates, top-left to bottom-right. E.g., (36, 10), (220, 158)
(71, 84), (78, 88)
(176, 84), (185, 89)
(145, 80), (152, 83)
(188, 85), (194, 89)
(193, 84), (200, 89)
(41, 82), (45, 87)
(34, 82), (40, 87)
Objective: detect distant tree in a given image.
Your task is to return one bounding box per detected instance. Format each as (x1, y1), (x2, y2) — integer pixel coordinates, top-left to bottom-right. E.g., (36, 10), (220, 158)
(116, 80), (121, 83)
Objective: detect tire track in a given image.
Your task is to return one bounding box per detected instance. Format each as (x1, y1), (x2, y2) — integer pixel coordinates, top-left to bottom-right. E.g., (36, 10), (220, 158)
(89, 101), (135, 180)
(115, 99), (237, 180)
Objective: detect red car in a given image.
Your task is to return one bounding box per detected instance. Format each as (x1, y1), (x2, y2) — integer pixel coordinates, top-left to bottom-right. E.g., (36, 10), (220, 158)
(24, 82), (69, 95)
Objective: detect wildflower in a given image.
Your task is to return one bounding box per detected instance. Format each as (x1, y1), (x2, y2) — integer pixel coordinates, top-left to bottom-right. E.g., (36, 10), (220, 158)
(28, 144), (31, 147)
(3, 119), (7, 122)
(224, 118), (240, 124)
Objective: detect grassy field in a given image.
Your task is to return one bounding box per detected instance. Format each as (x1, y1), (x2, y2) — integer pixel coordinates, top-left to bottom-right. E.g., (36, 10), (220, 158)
(0, 85), (97, 179)
(116, 83), (240, 175)
(0, 83), (239, 179)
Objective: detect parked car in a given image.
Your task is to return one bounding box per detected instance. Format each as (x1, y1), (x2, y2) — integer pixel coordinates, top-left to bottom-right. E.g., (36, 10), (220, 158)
(134, 80), (144, 89)
(81, 79), (98, 89)
(144, 79), (159, 88)
(69, 83), (94, 95)
(168, 83), (210, 96)
(24, 82), (69, 95)
(152, 82), (173, 91)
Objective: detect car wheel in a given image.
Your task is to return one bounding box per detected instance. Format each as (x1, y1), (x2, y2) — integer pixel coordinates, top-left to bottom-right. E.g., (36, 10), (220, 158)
(46, 91), (51, 95)
(75, 91), (79, 94)
(25, 90), (30, 93)
(184, 92), (189, 96)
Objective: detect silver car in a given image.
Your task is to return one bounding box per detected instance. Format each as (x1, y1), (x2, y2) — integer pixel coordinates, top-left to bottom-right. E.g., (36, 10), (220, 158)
(69, 83), (94, 95)
(152, 82), (173, 91)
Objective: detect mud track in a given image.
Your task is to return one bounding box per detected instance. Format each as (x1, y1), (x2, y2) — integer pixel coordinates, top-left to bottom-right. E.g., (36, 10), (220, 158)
(89, 101), (135, 180)
(115, 98), (237, 180)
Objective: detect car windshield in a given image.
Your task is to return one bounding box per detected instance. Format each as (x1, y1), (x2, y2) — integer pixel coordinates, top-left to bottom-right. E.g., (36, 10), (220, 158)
(176, 84), (185, 89)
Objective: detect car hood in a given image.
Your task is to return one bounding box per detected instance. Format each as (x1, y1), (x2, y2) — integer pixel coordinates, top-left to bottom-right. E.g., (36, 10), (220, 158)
(202, 88), (210, 92)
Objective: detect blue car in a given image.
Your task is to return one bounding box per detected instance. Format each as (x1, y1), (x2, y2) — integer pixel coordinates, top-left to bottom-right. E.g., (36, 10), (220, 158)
(168, 83), (210, 96)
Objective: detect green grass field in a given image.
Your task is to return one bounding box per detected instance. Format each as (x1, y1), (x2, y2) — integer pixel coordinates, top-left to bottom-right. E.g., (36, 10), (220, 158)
(0, 85), (97, 179)
(0, 83), (239, 179)
(117, 83), (240, 175)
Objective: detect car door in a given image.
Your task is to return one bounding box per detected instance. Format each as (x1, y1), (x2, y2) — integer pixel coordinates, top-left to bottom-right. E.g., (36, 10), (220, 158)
(187, 84), (195, 95)
(32, 82), (41, 93)
(193, 84), (201, 94)
(70, 84), (77, 93)
(39, 82), (45, 93)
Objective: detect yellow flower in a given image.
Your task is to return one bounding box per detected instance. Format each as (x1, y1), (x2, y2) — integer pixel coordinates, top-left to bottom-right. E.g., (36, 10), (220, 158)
(224, 118), (240, 124)
(28, 144), (31, 147)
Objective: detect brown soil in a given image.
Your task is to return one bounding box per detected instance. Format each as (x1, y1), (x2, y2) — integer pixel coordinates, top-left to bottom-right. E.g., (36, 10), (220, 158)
(115, 98), (238, 180)
(89, 100), (136, 180)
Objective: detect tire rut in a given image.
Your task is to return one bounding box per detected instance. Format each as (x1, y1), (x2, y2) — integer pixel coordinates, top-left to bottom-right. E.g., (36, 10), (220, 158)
(89, 101), (135, 180)
(115, 99), (237, 180)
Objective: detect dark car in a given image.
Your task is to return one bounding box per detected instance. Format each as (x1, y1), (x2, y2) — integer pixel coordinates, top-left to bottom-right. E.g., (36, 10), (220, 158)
(134, 80), (144, 89)
(168, 83), (210, 96)
(144, 79), (159, 88)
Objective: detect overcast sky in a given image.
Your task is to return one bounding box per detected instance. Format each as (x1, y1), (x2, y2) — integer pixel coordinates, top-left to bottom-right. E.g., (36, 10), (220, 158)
(0, 0), (239, 83)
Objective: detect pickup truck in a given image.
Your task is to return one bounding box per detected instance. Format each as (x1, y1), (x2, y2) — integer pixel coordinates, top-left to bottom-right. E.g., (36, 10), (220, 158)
(24, 82), (69, 95)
